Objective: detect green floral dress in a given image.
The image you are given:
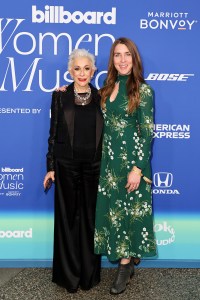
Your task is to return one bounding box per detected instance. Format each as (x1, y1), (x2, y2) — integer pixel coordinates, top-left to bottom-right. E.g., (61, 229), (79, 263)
(94, 75), (157, 261)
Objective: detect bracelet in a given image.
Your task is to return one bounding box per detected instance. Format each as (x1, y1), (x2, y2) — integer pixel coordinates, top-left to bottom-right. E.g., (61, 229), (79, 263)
(131, 166), (142, 176)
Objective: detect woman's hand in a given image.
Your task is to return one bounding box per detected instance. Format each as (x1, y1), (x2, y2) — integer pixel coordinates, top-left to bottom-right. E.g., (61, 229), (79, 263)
(125, 171), (141, 193)
(56, 85), (68, 92)
(43, 171), (55, 190)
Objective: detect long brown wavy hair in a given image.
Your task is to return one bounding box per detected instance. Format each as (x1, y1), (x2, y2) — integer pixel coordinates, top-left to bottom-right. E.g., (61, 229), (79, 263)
(100, 37), (145, 113)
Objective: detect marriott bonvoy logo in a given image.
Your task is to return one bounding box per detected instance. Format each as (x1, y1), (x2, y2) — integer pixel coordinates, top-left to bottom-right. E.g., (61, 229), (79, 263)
(32, 5), (117, 24)
(140, 11), (197, 30)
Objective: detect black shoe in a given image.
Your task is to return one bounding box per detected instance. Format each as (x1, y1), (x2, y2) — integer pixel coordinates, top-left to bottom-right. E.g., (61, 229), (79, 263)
(110, 260), (133, 295)
(66, 288), (78, 293)
(80, 280), (100, 290)
(130, 257), (135, 277)
(133, 257), (141, 266)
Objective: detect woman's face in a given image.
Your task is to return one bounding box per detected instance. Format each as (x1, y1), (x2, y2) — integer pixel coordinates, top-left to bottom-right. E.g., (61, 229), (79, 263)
(70, 57), (94, 90)
(113, 44), (133, 75)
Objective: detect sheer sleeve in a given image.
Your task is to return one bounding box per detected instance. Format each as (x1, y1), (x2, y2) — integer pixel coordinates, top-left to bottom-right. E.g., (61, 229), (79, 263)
(46, 91), (60, 172)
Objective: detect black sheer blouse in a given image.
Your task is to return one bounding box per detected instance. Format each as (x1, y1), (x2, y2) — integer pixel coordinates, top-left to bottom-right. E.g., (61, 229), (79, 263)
(73, 94), (96, 161)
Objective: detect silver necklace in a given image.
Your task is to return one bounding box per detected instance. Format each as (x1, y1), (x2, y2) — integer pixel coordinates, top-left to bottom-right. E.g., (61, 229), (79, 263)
(74, 87), (91, 105)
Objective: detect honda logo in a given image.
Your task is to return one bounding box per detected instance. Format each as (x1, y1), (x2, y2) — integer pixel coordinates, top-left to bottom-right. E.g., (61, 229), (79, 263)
(153, 172), (173, 188)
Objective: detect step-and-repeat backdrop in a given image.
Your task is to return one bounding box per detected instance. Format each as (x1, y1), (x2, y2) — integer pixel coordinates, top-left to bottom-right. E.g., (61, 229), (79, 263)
(0, 0), (199, 267)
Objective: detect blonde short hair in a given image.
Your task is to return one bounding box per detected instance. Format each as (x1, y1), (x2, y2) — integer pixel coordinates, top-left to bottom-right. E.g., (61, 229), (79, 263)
(68, 49), (96, 71)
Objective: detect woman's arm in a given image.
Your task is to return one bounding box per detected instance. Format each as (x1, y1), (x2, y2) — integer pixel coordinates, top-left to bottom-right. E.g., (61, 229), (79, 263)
(56, 85), (67, 92)
(43, 171), (55, 190)
(46, 91), (60, 172)
(134, 84), (154, 171)
(126, 84), (154, 193)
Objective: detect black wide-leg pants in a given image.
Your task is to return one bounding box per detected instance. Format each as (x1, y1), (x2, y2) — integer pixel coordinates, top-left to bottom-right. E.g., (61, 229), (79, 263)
(52, 158), (101, 291)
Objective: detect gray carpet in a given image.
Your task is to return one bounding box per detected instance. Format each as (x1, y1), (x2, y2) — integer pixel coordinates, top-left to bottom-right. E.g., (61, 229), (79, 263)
(0, 268), (200, 300)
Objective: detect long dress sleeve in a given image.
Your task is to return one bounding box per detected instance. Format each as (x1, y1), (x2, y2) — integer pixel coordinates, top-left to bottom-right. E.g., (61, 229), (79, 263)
(134, 84), (154, 171)
(46, 91), (60, 172)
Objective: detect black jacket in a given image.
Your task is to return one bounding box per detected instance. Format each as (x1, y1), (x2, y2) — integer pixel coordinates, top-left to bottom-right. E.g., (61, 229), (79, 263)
(46, 83), (104, 171)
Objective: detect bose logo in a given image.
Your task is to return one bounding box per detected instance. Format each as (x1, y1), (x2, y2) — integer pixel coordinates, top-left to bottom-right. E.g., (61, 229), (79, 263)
(32, 6), (116, 24)
(145, 73), (194, 81)
(153, 172), (173, 188)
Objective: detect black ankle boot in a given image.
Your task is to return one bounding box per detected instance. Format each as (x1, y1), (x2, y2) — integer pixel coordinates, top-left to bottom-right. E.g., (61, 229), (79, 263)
(133, 257), (141, 266)
(130, 257), (135, 277)
(110, 260), (134, 295)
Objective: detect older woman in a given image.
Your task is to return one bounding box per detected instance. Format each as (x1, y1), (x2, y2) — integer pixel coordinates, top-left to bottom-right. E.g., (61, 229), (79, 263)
(43, 49), (103, 293)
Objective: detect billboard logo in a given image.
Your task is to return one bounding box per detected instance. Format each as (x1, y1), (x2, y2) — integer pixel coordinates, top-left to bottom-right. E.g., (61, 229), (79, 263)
(1, 167), (23, 172)
(154, 222), (175, 246)
(154, 172), (173, 188)
(32, 5), (116, 24)
(0, 166), (24, 197)
(153, 172), (180, 195)
(0, 228), (32, 239)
